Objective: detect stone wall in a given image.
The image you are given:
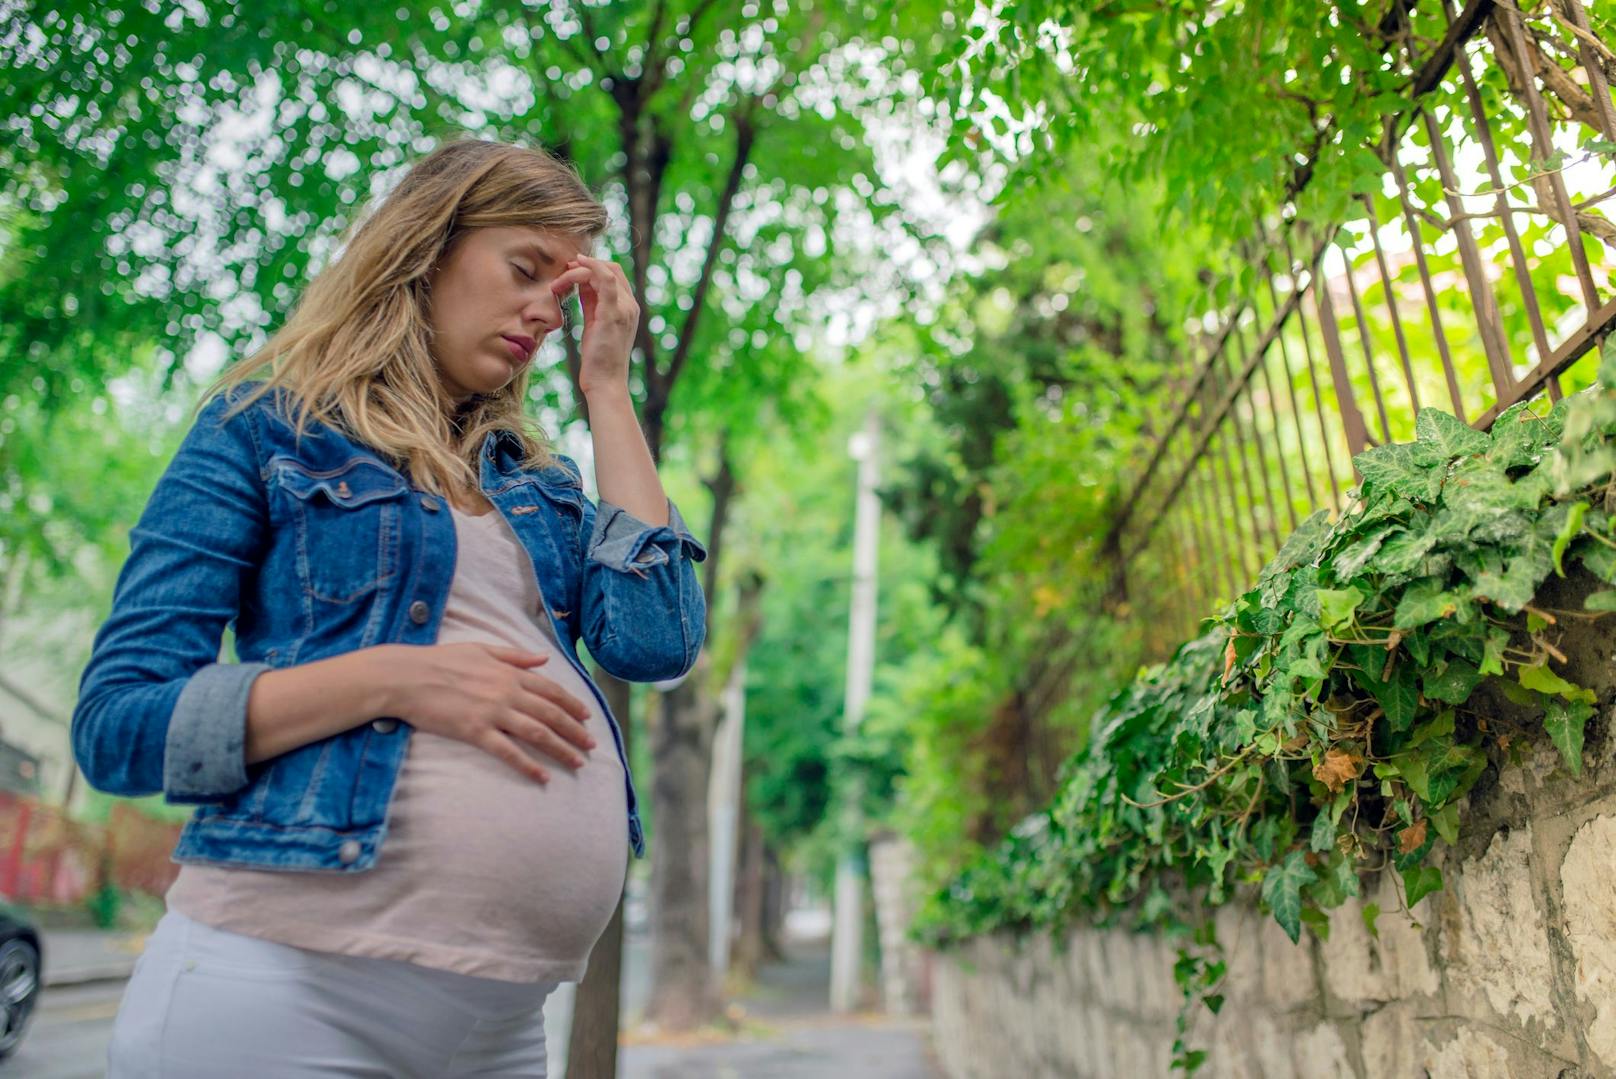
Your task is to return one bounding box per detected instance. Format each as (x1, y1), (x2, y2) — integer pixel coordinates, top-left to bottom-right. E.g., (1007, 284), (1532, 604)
(927, 703), (1616, 1077)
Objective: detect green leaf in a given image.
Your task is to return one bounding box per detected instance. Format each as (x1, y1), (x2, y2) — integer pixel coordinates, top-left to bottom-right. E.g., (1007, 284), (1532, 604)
(1585, 590), (1616, 611)
(1393, 577), (1468, 629)
(1544, 699), (1595, 778)
(1430, 803), (1460, 845)
(1422, 658), (1483, 705)
(1362, 902), (1381, 940)
(1355, 443), (1443, 502)
(1317, 587), (1364, 631)
(1401, 865), (1444, 908)
(1553, 501), (1589, 577)
(1412, 408), (1490, 465)
(1519, 663), (1596, 704)
(1262, 850), (1319, 943)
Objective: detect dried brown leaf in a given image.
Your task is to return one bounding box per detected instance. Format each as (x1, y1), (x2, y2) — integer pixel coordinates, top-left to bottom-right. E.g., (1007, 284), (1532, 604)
(1313, 748), (1365, 793)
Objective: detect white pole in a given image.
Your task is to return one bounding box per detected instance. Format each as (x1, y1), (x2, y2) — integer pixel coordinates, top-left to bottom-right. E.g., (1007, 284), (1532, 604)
(708, 658), (746, 975)
(831, 409), (880, 1014)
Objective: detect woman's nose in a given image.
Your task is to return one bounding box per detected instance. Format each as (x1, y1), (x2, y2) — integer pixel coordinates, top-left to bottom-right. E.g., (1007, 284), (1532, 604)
(523, 293), (562, 335)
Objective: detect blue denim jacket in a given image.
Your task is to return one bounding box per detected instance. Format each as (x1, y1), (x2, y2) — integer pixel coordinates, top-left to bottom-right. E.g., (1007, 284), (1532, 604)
(71, 383), (706, 870)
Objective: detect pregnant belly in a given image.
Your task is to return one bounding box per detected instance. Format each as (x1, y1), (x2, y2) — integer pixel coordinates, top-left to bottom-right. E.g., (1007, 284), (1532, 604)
(381, 730), (630, 961)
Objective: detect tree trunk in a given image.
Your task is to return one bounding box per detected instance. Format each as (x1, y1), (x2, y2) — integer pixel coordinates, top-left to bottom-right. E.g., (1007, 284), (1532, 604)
(565, 670), (633, 1079)
(644, 671), (719, 1029)
(762, 844), (787, 962)
(731, 804), (768, 980)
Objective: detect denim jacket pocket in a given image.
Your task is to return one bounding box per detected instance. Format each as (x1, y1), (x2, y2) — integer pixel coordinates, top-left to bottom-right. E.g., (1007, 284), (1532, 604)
(269, 457), (408, 604)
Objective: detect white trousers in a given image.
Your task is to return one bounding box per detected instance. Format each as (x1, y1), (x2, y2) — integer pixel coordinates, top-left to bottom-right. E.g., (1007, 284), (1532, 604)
(108, 909), (559, 1077)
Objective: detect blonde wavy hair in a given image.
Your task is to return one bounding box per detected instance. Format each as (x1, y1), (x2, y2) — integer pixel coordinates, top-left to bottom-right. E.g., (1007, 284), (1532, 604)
(201, 137), (609, 497)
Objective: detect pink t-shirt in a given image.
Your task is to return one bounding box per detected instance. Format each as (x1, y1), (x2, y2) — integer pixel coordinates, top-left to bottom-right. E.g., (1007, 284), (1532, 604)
(165, 505), (628, 983)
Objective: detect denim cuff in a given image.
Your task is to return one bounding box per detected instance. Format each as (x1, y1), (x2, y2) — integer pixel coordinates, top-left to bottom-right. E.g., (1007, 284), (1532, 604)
(164, 661), (272, 803)
(588, 498), (708, 573)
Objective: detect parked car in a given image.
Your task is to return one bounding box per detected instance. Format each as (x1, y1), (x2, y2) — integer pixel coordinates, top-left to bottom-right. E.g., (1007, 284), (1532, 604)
(0, 902), (40, 1059)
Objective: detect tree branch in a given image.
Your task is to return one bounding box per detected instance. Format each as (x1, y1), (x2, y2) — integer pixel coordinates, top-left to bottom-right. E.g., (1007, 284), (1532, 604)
(660, 103), (757, 396)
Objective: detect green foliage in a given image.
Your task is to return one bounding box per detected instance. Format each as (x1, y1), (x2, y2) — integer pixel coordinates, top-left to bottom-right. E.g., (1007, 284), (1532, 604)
(915, 338), (1616, 953)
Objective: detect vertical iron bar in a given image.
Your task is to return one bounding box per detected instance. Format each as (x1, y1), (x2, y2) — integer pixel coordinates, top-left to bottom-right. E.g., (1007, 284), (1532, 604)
(1362, 195), (1423, 414)
(1457, 47), (1553, 367)
(1497, 3), (1601, 311)
(1313, 248), (1375, 456)
(1423, 105), (1517, 394)
(1388, 148), (1467, 419)
(1563, 0), (1616, 143)
(1340, 237), (1396, 442)
(1265, 268), (1322, 511)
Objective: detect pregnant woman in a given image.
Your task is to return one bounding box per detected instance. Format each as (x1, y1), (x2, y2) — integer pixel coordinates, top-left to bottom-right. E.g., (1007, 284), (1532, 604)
(71, 138), (707, 1076)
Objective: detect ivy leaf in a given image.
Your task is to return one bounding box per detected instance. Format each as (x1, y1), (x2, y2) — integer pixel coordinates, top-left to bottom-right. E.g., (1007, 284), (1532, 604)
(1350, 655), (1421, 733)
(1262, 850), (1319, 943)
(1585, 590), (1616, 612)
(1317, 587), (1364, 631)
(1487, 400), (1555, 469)
(1412, 408), (1491, 465)
(1393, 577), (1469, 629)
(1331, 525), (1396, 581)
(1519, 663), (1597, 704)
(1312, 748), (1365, 793)
(1397, 818), (1428, 855)
(1362, 902), (1381, 940)
(1479, 626), (1509, 676)
(1553, 501), (1589, 577)
(1355, 442), (1443, 503)
(1573, 535), (1616, 583)
(1422, 658), (1483, 705)
(1401, 865), (1444, 908)
(1429, 803), (1460, 845)
(1544, 699), (1595, 777)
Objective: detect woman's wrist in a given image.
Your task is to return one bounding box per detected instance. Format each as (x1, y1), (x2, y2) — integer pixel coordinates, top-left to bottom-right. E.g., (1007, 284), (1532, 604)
(359, 644), (408, 717)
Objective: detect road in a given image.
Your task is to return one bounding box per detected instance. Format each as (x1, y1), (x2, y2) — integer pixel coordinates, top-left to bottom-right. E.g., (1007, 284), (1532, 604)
(5, 981), (123, 1077)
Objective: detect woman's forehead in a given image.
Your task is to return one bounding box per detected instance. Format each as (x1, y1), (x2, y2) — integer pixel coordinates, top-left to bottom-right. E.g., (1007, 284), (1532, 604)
(499, 225), (589, 260)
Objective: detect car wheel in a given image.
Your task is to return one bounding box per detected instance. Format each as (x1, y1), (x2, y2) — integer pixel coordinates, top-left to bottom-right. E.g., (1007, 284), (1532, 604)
(0, 938), (39, 1058)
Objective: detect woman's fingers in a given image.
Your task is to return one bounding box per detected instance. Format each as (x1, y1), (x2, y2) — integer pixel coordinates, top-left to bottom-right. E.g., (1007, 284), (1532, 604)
(518, 670), (590, 722)
(480, 729), (551, 784)
(511, 691), (596, 753)
(505, 712), (589, 770)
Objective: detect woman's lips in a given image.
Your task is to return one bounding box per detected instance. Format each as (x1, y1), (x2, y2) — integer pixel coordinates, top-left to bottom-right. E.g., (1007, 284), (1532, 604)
(500, 336), (530, 363)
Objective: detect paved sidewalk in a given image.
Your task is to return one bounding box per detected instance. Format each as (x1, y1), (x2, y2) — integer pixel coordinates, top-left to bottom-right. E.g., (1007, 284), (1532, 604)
(618, 934), (943, 1079)
(40, 927), (143, 987)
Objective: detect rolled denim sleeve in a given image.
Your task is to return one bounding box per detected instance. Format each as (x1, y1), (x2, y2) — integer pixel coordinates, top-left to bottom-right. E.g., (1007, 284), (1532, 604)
(71, 390), (271, 805)
(578, 494), (708, 682)
(587, 498), (708, 573)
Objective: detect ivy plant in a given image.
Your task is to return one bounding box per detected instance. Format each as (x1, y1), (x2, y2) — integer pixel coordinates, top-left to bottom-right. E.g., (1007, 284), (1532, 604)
(916, 337), (1616, 968)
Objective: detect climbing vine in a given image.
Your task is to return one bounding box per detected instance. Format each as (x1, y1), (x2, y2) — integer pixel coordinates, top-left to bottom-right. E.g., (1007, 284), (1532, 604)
(914, 340), (1616, 1056)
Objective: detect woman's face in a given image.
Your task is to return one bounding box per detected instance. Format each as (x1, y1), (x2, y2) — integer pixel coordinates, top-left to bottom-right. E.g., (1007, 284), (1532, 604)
(424, 225), (587, 404)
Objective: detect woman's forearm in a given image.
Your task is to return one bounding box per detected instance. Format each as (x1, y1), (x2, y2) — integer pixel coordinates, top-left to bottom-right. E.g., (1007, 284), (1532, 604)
(584, 385), (670, 526)
(243, 646), (400, 765)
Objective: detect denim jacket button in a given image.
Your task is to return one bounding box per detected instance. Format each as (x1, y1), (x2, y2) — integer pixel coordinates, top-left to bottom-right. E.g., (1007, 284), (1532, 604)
(337, 840), (362, 865)
(371, 718), (398, 734)
(409, 600), (430, 625)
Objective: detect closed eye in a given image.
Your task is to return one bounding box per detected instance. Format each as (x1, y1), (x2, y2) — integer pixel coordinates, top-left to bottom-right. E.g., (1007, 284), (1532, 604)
(512, 263), (536, 282)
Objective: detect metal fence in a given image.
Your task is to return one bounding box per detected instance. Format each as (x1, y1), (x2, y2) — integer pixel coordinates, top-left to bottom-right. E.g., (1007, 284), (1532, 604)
(1107, 0), (1616, 656)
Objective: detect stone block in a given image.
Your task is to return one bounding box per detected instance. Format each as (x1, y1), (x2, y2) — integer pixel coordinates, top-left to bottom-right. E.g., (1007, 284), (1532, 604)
(1291, 1022), (1356, 1079)
(1259, 914), (1318, 1012)
(1216, 903), (1266, 1005)
(1560, 812), (1616, 1070)
(1443, 826), (1556, 1033)
(1361, 1002), (1421, 1078)
(1101, 929), (1143, 1013)
(1425, 1031), (1517, 1079)
(1248, 1012), (1296, 1077)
